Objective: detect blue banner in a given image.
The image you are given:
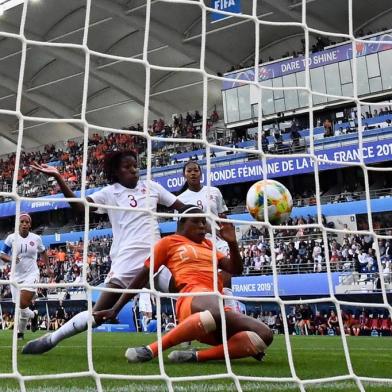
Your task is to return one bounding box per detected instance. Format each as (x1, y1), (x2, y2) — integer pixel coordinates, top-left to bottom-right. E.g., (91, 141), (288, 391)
(223, 31), (392, 89)
(154, 138), (392, 192)
(232, 273), (341, 297)
(0, 188), (100, 218)
(211, 0), (241, 22)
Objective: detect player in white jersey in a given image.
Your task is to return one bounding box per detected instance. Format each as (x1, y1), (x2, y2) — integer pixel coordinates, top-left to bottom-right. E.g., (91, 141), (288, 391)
(23, 150), (184, 354)
(177, 161), (240, 312)
(153, 160), (230, 293)
(178, 161), (228, 218)
(0, 213), (47, 339)
(136, 292), (154, 332)
(177, 161), (228, 248)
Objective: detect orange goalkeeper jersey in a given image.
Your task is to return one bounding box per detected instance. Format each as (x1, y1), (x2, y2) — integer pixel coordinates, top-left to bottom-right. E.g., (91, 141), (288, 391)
(145, 234), (226, 293)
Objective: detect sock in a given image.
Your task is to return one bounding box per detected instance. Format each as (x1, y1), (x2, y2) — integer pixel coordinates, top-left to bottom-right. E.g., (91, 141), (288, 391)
(197, 331), (266, 362)
(23, 308), (35, 319)
(222, 287), (240, 312)
(50, 311), (97, 346)
(141, 316), (150, 332)
(148, 311), (216, 357)
(18, 308), (31, 333)
(18, 308), (35, 333)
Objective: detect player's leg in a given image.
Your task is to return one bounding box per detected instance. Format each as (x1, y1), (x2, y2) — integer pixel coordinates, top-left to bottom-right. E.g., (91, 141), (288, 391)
(22, 282), (122, 354)
(127, 293), (272, 363)
(126, 293), (215, 359)
(191, 294), (272, 340)
(140, 311), (148, 332)
(125, 292), (217, 362)
(52, 284), (124, 338)
(18, 290), (37, 339)
(11, 274), (38, 339)
(186, 296), (273, 362)
(53, 284), (123, 338)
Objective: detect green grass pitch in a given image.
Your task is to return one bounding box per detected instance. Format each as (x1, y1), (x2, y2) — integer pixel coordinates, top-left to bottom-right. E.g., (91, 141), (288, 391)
(0, 331), (391, 391)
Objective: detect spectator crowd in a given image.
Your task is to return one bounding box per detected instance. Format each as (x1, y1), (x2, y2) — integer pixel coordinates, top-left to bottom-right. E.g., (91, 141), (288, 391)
(0, 236), (112, 300)
(250, 304), (392, 337)
(1, 105), (392, 204)
(1, 217), (389, 301)
(0, 109), (220, 197)
(239, 219), (391, 283)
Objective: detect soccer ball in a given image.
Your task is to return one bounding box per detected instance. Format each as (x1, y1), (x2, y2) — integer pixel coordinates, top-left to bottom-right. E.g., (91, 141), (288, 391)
(246, 179), (293, 224)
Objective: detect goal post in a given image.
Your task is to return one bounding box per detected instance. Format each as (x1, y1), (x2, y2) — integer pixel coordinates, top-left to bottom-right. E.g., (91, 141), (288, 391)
(0, 0), (392, 391)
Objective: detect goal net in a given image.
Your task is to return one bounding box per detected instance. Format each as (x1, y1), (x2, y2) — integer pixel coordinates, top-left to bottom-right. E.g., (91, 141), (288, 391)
(0, 0), (391, 391)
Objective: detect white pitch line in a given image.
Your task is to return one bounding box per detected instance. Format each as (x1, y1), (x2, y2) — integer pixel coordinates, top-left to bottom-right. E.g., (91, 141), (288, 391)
(0, 381), (390, 392)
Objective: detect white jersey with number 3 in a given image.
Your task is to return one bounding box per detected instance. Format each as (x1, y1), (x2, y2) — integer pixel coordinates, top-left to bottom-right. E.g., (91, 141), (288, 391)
(90, 180), (176, 276)
(1, 232), (44, 281)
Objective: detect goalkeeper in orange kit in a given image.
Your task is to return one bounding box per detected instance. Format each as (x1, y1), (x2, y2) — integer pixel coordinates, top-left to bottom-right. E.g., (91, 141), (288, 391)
(94, 205), (273, 363)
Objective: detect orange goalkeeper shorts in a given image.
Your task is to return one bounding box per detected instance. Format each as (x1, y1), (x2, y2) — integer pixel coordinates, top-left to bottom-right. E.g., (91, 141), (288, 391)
(176, 285), (228, 322)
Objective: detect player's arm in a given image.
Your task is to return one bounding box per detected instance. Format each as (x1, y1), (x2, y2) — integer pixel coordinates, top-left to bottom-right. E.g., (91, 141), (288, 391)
(0, 253), (11, 263)
(37, 237), (51, 274)
(213, 189), (228, 237)
(217, 222), (243, 275)
(30, 162), (96, 213)
(40, 250), (49, 270)
(170, 199), (186, 210)
(154, 181), (185, 211)
(217, 188), (229, 218)
(0, 241), (12, 263)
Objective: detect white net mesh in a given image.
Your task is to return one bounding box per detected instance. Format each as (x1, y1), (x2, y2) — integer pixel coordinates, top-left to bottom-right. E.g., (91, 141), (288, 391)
(0, 0), (392, 391)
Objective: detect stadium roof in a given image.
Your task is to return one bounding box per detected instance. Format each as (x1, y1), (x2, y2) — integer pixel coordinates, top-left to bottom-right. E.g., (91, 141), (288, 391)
(0, 0), (391, 154)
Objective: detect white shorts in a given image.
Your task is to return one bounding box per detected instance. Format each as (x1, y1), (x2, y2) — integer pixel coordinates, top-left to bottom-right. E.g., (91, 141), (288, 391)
(222, 287), (241, 312)
(104, 268), (142, 289)
(104, 265), (173, 293)
(10, 273), (39, 303)
(153, 266), (172, 293)
(139, 294), (152, 313)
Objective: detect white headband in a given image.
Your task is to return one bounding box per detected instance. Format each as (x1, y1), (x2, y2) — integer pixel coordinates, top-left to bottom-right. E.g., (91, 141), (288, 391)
(179, 206), (202, 221)
(20, 213), (32, 222)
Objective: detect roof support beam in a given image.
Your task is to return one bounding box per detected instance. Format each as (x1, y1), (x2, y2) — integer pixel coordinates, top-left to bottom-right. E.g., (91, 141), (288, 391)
(262, 0), (335, 34)
(0, 19), (178, 119)
(151, 61), (198, 91)
(0, 72), (83, 134)
(241, 33), (304, 65)
(0, 128), (18, 145)
(94, 0), (232, 71)
(354, 7), (392, 34)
